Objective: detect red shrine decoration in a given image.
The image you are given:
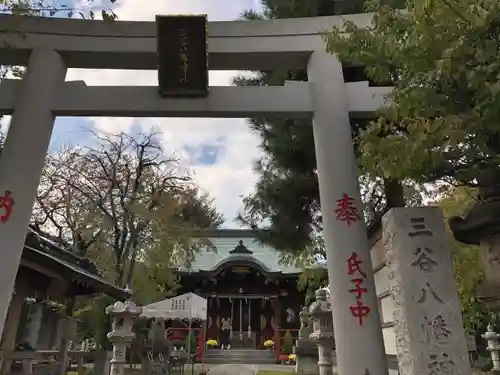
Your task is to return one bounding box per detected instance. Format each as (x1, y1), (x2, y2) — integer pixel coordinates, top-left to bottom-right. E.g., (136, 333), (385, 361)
(346, 252), (371, 326)
(0, 190), (14, 223)
(335, 193), (361, 225)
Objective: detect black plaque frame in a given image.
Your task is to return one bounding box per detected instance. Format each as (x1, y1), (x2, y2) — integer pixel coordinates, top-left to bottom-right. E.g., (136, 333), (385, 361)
(156, 15), (209, 98)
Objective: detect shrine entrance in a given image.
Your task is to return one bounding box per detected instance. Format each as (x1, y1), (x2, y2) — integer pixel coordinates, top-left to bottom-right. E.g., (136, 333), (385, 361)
(0, 12), (391, 375)
(229, 297), (255, 349)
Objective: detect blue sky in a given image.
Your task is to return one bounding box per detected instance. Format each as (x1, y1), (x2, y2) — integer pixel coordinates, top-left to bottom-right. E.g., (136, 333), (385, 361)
(49, 0), (263, 228)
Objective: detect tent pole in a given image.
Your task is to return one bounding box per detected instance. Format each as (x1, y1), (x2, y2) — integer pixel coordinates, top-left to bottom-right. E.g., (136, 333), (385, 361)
(187, 299), (192, 362)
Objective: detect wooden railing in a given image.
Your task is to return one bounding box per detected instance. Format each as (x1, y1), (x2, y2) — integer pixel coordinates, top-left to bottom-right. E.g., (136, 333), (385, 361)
(0, 350), (97, 375)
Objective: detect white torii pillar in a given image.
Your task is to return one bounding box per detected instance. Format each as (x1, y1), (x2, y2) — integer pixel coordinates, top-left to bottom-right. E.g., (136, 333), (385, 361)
(308, 51), (389, 375)
(0, 48), (67, 336)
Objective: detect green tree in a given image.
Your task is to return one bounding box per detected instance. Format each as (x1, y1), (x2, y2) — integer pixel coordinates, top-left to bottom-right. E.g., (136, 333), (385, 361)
(281, 330), (294, 354)
(324, 0), (500, 188)
(434, 186), (490, 333)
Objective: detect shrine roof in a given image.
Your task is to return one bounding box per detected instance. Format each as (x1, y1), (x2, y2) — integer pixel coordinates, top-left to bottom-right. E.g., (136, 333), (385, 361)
(22, 226), (130, 300)
(177, 229), (302, 275)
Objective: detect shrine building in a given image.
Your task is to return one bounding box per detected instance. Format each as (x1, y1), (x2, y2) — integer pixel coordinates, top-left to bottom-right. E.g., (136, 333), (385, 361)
(169, 225), (402, 361)
(174, 229), (306, 352)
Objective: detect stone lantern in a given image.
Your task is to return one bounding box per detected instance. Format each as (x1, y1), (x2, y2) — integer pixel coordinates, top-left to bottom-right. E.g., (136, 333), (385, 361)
(308, 289), (335, 375)
(106, 300), (142, 375)
(482, 323), (500, 374)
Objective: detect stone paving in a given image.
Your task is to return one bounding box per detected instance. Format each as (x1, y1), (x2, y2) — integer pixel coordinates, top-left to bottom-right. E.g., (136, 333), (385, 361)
(204, 363), (401, 375)
(206, 364), (258, 375)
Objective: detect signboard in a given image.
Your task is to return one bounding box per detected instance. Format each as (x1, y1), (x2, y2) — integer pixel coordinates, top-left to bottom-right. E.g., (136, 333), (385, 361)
(156, 15), (209, 97)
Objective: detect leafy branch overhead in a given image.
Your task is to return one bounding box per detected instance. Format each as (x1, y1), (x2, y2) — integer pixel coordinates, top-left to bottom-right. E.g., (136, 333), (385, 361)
(325, 0), (500, 185)
(2, 0), (117, 20)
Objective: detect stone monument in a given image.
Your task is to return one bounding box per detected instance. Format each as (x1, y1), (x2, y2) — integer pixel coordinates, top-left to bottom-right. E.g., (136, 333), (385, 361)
(383, 207), (471, 375)
(293, 306), (319, 374)
(106, 300), (142, 375)
(308, 289), (335, 375)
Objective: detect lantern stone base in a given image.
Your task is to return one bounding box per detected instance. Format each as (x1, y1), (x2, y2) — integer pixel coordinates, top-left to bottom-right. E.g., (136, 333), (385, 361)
(294, 340), (319, 374)
(317, 342), (334, 375)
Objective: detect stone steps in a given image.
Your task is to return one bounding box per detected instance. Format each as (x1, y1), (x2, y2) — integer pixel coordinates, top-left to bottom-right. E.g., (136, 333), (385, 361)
(203, 349), (277, 364)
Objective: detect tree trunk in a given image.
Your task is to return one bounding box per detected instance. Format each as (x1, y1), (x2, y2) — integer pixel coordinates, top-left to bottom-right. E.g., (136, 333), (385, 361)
(383, 178), (405, 208)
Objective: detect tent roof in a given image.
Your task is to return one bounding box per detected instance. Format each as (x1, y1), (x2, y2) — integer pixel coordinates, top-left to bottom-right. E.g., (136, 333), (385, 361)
(141, 293), (207, 321)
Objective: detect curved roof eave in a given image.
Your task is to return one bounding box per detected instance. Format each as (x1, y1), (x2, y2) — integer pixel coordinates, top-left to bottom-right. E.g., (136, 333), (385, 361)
(177, 253), (301, 278)
(208, 253), (270, 272)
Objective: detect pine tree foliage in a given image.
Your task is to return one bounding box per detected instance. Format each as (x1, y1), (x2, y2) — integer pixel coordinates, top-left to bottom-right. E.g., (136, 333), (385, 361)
(235, 0), (412, 257)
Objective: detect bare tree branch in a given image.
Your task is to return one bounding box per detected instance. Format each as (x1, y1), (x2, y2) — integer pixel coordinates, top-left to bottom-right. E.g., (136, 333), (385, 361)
(33, 131), (223, 292)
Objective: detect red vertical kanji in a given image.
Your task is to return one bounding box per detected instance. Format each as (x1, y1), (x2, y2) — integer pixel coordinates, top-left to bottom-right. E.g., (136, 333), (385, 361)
(0, 190), (14, 223)
(347, 252), (366, 279)
(347, 252), (371, 326)
(349, 301), (371, 326)
(349, 278), (368, 300)
(335, 193), (361, 225)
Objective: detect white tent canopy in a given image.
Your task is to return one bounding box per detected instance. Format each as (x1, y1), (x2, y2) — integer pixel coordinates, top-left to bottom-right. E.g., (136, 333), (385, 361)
(141, 292), (207, 321)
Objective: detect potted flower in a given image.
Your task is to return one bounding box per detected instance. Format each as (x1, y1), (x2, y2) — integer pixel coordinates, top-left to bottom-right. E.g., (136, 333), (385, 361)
(288, 354), (297, 365)
(263, 340), (274, 350)
(206, 339), (218, 349)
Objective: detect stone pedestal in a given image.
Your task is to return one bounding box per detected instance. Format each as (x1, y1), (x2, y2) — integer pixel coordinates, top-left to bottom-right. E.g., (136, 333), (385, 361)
(383, 207), (471, 375)
(294, 341), (319, 374)
(318, 344), (334, 375)
(106, 300), (142, 375)
(309, 289), (335, 375)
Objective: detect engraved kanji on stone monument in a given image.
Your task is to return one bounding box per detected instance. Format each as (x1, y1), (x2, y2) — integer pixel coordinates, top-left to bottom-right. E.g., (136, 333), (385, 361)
(408, 217), (433, 237)
(411, 247), (438, 272)
(428, 352), (457, 375)
(422, 314), (452, 345)
(382, 207), (471, 375)
(417, 282), (444, 304)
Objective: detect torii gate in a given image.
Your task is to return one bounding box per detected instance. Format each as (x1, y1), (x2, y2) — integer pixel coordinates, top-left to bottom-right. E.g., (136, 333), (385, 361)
(0, 13), (391, 375)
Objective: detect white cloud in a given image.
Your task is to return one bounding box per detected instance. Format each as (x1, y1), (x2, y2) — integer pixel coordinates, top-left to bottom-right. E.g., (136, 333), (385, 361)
(64, 0), (262, 228)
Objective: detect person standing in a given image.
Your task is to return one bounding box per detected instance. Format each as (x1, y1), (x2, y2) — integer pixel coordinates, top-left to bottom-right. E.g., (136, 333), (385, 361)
(220, 317), (232, 349)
